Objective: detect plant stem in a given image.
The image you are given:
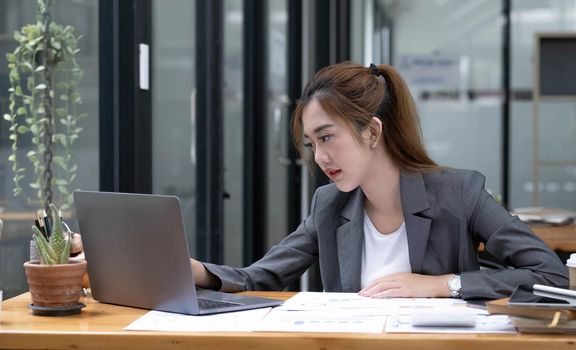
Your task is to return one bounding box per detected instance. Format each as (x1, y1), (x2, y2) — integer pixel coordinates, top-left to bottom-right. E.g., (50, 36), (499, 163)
(41, 0), (54, 214)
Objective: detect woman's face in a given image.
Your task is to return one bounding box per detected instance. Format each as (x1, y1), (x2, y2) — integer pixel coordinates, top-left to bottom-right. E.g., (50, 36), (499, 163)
(302, 98), (373, 192)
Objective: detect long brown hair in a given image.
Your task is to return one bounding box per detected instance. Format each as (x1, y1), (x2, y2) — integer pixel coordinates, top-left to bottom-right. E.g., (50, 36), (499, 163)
(292, 61), (438, 172)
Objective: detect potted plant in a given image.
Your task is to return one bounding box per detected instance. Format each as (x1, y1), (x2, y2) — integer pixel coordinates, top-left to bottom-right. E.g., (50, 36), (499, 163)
(3, 0), (86, 214)
(23, 203), (86, 314)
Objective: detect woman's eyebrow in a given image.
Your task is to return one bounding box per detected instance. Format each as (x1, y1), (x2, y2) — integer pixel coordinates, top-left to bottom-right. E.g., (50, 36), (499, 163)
(304, 124), (334, 138)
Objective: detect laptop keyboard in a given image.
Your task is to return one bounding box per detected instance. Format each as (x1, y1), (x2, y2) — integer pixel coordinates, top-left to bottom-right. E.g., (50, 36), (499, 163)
(198, 298), (244, 310)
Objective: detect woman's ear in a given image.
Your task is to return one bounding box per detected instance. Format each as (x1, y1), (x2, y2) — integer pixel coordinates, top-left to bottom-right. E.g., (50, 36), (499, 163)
(369, 117), (383, 147)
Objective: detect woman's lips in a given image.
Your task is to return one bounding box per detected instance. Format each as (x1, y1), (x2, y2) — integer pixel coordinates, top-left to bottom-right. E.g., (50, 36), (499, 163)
(325, 168), (342, 180)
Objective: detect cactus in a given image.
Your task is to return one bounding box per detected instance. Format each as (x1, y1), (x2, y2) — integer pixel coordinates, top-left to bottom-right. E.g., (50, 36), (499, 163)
(31, 203), (71, 265)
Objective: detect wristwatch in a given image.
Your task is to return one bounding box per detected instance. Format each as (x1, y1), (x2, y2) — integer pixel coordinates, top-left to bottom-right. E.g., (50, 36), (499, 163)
(448, 275), (461, 298)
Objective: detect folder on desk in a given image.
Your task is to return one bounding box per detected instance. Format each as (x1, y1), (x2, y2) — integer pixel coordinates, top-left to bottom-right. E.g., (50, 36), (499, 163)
(511, 207), (576, 225)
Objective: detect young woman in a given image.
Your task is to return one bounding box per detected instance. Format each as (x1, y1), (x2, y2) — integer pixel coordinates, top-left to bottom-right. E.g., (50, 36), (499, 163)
(191, 62), (568, 300)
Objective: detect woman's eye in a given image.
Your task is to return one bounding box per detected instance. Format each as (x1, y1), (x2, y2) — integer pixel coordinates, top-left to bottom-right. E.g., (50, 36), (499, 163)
(303, 142), (315, 150)
(319, 135), (332, 143)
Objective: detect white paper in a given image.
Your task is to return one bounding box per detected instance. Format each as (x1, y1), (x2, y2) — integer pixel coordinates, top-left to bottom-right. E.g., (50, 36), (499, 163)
(254, 309), (387, 333)
(124, 307), (272, 332)
(279, 292), (463, 315)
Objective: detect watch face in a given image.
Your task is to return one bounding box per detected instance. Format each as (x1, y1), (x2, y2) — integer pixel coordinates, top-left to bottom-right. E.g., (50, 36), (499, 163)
(449, 276), (461, 290)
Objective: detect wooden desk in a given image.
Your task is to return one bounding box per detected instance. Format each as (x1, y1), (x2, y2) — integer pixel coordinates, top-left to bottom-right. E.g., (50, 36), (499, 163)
(530, 223), (576, 252)
(1, 292), (575, 350)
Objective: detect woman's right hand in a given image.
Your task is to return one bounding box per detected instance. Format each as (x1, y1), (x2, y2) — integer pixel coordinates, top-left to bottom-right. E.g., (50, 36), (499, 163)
(190, 259), (220, 289)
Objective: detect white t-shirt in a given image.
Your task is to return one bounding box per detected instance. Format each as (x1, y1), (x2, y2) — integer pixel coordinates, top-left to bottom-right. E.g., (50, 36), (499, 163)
(360, 210), (412, 289)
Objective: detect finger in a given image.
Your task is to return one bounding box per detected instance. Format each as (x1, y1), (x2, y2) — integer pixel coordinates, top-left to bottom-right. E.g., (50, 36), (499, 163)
(359, 280), (400, 297)
(370, 288), (407, 299)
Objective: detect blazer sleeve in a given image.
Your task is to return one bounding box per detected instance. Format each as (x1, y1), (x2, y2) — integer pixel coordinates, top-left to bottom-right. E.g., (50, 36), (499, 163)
(460, 171), (569, 299)
(202, 191), (320, 292)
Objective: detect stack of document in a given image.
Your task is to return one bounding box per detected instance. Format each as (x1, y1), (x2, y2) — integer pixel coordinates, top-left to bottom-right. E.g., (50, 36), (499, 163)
(511, 207), (576, 225)
(486, 284), (576, 334)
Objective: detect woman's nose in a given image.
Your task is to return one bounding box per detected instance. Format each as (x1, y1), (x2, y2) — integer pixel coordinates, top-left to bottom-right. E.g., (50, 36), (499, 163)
(314, 147), (328, 166)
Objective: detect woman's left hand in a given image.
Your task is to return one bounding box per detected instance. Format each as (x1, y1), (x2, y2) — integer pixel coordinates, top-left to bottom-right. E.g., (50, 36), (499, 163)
(359, 272), (453, 298)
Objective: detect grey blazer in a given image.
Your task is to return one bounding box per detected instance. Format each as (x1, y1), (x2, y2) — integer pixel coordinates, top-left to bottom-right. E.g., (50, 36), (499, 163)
(204, 169), (569, 299)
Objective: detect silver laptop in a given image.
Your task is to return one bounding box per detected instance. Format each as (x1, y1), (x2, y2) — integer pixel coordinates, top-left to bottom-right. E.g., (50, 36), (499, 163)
(73, 190), (283, 315)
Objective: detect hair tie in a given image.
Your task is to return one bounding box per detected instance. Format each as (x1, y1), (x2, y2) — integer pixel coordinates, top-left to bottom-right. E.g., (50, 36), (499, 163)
(369, 63), (380, 76)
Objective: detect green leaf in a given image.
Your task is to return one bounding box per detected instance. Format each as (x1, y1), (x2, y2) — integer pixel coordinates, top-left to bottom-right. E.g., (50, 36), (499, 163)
(9, 69), (20, 81)
(35, 83), (47, 90)
(22, 61), (33, 72)
(17, 125), (29, 133)
(29, 35), (44, 47)
(52, 156), (67, 171)
(58, 185), (69, 195)
(35, 65), (45, 72)
(3, 113), (11, 121)
(8, 154), (15, 161)
(56, 108), (67, 118)
(51, 39), (62, 50)
(56, 81), (69, 89)
(17, 107), (26, 115)
(54, 134), (68, 147)
(54, 178), (68, 186)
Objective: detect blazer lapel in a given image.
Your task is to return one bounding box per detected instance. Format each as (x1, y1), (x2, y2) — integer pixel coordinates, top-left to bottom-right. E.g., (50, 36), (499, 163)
(400, 171), (432, 274)
(336, 188), (364, 292)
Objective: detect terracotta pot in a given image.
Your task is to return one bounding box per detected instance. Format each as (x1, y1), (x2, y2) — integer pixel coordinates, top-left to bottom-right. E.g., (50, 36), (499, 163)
(24, 260), (87, 307)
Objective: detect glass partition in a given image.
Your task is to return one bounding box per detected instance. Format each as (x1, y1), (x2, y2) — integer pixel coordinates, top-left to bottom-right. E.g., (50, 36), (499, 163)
(151, 0), (197, 255)
(510, 0), (576, 210)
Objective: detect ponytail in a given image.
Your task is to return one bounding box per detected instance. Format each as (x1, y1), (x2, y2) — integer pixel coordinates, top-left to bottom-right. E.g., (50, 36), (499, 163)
(373, 64), (438, 171)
